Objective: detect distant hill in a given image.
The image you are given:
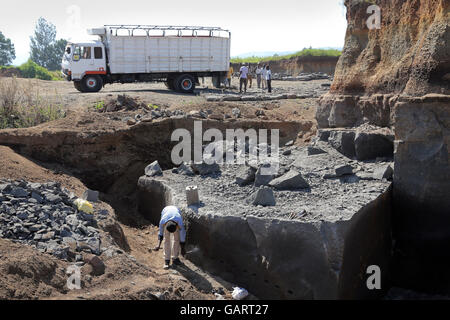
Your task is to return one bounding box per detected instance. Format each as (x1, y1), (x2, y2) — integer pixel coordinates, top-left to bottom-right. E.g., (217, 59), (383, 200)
(231, 48), (342, 64)
(233, 51), (297, 59)
(232, 47), (342, 60)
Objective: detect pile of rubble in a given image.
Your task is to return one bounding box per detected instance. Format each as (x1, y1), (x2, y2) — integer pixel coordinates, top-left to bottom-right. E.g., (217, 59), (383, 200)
(0, 180), (106, 261)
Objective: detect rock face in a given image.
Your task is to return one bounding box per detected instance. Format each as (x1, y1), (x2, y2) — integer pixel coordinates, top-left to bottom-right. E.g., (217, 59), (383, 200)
(354, 129), (394, 161)
(315, 0), (450, 294)
(392, 95), (450, 292)
(333, 0), (449, 96)
(185, 186), (392, 300)
(316, 0), (449, 129)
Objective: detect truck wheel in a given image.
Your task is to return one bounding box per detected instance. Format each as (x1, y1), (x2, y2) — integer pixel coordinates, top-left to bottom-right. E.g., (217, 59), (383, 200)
(176, 74), (196, 93)
(81, 75), (103, 93)
(74, 81), (83, 92)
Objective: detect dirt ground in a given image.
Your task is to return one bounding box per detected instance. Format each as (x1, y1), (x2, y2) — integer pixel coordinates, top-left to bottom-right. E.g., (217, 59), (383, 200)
(8, 77), (321, 146)
(24, 77), (326, 113)
(0, 77), (323, 299)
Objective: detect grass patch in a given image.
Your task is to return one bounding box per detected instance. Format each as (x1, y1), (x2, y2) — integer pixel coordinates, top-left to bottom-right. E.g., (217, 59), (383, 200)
(0, 77), (65, 129)
(231, 48), (342, 64)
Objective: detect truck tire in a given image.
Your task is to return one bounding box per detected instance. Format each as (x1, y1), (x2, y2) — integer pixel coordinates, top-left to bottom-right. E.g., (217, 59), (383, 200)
(81, 75), (103, 93)
(74, 81), (83, 92)
(176, 74), (196, 93)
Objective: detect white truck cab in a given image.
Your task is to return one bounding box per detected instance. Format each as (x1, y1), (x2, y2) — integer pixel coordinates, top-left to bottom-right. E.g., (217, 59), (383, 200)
(62, 41), (107, 92)
(61, 25), (231, 93)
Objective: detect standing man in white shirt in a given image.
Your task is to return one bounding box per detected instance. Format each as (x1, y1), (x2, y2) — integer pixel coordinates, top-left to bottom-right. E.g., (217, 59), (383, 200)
(261, 64), (267, 90)
(255, 64), (262, 89)
(153, 206), (187, 269)
(239, 64), (249, 93)
(266, 65), (272, 93)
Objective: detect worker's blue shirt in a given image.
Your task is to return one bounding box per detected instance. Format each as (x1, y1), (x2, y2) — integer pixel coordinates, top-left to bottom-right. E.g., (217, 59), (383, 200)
(159, 206), (186, 243)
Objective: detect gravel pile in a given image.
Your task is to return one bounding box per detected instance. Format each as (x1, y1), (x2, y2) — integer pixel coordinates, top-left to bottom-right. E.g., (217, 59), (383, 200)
(0, 180), (106, 261)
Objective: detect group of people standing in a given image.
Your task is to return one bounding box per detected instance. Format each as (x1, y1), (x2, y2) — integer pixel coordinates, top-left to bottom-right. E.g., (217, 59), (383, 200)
(226, 64), (272, 94)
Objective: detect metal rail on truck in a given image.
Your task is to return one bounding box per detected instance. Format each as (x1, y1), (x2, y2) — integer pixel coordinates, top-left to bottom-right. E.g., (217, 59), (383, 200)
(103, 25), (231, 38)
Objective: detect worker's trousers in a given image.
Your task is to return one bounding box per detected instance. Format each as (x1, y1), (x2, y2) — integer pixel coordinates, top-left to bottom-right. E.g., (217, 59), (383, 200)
(240, 78), (248, 92)
(256, 75), (262, 88)
(267, 80), (272, 93)
(164, 228), (180, 261)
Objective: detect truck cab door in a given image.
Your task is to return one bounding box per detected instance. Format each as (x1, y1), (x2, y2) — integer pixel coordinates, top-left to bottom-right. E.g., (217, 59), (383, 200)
(72, 46), (94, 80)
(72, 46), (106, 80)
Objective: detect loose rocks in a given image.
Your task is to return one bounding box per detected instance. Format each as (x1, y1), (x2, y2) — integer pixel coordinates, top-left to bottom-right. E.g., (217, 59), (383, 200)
(191, 161), (220, 176)
(246, 187), (276, 207)
(254, 164), (276, 187)
(0, 180), (103, 261)
(335, 164), (354, 176)
(373, 164), (394, 180)
(269, 169), (310, 190)
(235, 166), (257, 186)
(145, 161), (163, 177)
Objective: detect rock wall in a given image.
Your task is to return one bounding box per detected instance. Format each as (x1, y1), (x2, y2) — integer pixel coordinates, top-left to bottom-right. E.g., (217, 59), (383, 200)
(231, 56), (339, 76)
(318, 0), (449, 128)
(392, 94), (450, 292)
(315, 0), (450, 293)
(333, 0), (449, 96)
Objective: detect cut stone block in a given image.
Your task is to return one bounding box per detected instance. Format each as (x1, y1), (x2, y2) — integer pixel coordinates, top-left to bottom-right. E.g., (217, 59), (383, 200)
(186, 186), (200, 206)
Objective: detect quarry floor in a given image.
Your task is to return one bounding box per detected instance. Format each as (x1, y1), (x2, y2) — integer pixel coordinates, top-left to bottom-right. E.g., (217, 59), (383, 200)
(0, 77), (440, 300)
(0, 78), (327, 299)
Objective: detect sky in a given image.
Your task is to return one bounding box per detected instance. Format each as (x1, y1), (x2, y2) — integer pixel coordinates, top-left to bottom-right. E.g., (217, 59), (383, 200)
(0, 0), (347, 65)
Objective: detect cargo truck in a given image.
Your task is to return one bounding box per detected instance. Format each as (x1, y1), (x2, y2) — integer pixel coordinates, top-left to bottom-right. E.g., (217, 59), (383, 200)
(61, 25), (231, 93)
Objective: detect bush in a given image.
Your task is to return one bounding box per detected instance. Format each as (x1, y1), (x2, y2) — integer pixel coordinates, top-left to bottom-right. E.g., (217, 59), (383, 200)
(0, 77), (65, 129)
(18, 59), (54, 81)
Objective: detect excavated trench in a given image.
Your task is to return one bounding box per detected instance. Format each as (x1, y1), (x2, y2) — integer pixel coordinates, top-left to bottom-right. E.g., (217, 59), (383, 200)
(0, 117), (393, 299)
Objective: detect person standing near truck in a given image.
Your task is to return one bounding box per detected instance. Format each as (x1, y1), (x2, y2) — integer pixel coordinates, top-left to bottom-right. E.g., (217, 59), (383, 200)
(247, 65), (254, 89)
(261, 64), (267, 90)
(239, 64), (249, 93)
(256, 64), (262, 89)
(266, 65), (272, 93)
(226, 65), (234, 89)
(153, 206), (187, 269)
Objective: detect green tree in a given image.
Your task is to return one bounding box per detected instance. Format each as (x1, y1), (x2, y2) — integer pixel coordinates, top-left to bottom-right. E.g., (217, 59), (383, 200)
(0, 31), (16, 66)
(30, 18), (67, 71)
